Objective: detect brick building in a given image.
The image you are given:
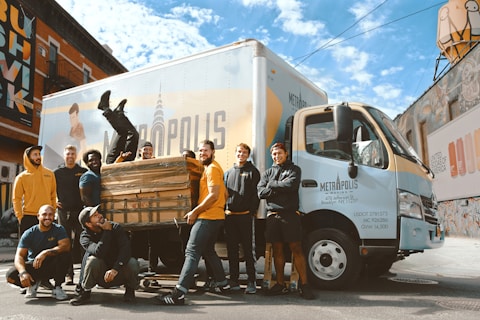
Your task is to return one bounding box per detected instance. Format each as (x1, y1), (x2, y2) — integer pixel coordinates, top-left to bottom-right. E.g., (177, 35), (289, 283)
(0, 0), (127, 227)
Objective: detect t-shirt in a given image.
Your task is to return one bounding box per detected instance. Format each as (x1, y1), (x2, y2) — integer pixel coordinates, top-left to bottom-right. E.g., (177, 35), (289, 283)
(198, 160), (226, 220)
(19, 224), (68, 262)
(54, 164), (87, 210)
(79, 170), (101, 206)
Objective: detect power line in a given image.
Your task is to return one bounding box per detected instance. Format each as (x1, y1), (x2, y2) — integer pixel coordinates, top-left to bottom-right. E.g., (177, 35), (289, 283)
(294, 1), (446, 67)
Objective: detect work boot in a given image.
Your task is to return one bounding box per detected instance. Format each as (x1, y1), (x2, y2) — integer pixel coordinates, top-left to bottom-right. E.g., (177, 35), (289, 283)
(114, 99), (127, 113)
(98, 90), (111, 111)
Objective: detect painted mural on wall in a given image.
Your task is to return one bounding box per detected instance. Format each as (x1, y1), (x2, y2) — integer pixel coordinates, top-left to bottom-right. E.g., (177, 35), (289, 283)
(395, 1), (480, 238)
(0, 0), (36, 127)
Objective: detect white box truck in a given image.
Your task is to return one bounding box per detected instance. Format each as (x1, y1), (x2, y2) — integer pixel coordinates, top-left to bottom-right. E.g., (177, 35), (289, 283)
(39, 39), (444, 289)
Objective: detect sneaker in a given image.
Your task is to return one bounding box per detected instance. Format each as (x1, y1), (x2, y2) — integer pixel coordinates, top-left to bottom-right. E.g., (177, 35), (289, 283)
(65, 275), (74, 285)
(19, 287), (27, 294)
(70, 290), (91, 306)
(25, 282), (40, 298)
(155, 288), (185, 305)
(52, 286), (68, 301)
(266, 283), (289, 296)
(299, 283), (315, 300)
(123, 287), (135, 302)
(245, 281), (257, 294)
(229, 280), (241, 291)
(210, 281), (231, 293)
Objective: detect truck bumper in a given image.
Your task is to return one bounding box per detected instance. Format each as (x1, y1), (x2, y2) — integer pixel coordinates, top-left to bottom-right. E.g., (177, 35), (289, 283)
(399, 216), (445, 250)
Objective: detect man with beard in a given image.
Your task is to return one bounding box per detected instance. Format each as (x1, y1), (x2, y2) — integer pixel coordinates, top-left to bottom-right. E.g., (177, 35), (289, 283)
(69, 205), (139, 305)
(79, 150), (102, 207)
(54, 145), (87, 285)
(155, 140), (229, 305)
(6, 205), (70, 301)
(13, 146), (57, 236)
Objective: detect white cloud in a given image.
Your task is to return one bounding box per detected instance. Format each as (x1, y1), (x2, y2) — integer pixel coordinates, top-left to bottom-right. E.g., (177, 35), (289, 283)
(373, 83), (402, 100)
(240, 0), (324, 36)
(348, 0), (387, 38)
(381, 66), (404, 76)
(56, 0), (215, 71)
(331, 45), (373, 85)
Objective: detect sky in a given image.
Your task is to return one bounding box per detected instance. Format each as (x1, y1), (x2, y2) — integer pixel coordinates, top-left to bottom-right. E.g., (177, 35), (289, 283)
(54, 0), (449, 119)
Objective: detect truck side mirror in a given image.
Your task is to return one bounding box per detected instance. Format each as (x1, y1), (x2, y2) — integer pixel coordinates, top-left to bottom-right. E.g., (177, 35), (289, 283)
(334, 103), (353, 142)
(333, 103), (357, 179)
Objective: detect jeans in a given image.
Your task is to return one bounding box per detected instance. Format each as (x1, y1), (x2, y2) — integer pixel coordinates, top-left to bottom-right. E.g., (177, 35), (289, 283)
(225, 214), (256, 282)
(177, 219), (226, 293)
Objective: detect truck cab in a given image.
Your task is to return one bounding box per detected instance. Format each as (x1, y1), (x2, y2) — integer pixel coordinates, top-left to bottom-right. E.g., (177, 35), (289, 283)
(287, 102), (444, 289)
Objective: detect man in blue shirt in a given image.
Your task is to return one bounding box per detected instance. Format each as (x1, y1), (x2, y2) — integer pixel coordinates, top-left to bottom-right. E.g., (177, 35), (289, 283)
(79, 149), (102, 207)
(5, 205), (70, 300)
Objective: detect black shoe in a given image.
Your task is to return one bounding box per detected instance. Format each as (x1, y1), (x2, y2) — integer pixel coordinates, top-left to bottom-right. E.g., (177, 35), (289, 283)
(123, 287), (135, 302)
(40, 280), (54, 290)
(70, 290), (91, 306)
(299, 283), (315, 300)
(155, 288), (185, 305)
(266, 283), (289, 296)
(114, 99), (127, 113)
(98, 90), (111, 111)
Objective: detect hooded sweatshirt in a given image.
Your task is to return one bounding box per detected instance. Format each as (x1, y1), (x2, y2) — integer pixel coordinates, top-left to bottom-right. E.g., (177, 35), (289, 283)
(13, 150), (57, 221)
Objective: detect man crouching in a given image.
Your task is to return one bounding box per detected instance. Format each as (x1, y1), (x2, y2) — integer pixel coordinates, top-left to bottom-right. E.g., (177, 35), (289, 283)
(70, 205), (139, 305)
(6, 204), (70, 301)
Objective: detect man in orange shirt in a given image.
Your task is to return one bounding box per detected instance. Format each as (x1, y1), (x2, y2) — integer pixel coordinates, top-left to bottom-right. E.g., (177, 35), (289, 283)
(156, 140), (228, 305)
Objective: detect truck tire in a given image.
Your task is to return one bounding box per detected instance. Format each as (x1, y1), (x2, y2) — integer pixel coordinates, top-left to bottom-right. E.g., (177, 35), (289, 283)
(159, 243), (184, 271)
(305, 228), (361, 290)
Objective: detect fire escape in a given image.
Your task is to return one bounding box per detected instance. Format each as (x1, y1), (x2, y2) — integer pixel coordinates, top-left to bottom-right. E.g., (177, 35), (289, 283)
(43, 58), (86, 95)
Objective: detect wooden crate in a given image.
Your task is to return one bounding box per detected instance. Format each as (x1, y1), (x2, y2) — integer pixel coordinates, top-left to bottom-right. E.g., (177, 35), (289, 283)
(100, 156), (203, 230)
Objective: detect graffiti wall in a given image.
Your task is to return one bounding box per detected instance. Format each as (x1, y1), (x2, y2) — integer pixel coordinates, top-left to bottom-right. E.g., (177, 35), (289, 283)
(395, 1), (480, 238)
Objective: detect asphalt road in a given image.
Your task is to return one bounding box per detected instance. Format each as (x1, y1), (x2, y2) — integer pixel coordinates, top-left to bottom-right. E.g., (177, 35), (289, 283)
(0, 236), (479, 320)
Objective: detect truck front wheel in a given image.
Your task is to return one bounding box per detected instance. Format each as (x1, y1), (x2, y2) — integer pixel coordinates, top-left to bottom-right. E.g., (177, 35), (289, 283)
(305, 228), (361, 290)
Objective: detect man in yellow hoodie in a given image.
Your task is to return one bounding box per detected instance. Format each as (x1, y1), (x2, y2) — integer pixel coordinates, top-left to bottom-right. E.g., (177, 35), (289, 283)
(13, 146), (57, 236)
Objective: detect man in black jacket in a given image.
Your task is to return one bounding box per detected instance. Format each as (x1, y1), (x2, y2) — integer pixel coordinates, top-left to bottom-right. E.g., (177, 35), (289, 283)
(70, 205), (139, 305)
(54, 145), (87, 285)
(257, 142), (314, 300)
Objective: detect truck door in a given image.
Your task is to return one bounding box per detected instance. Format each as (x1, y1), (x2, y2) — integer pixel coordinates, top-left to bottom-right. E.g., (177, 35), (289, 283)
(295, 110), (398, 240)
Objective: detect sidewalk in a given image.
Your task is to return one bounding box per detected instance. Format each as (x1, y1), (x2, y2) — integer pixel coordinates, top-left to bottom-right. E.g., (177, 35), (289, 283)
(391, 236), (480, 279)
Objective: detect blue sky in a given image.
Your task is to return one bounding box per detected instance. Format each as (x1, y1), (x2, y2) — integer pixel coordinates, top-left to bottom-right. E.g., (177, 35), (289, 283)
(55, 0), (448, 118)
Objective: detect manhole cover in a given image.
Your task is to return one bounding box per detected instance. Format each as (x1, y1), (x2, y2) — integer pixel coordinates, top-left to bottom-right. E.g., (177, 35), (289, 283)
(437, 299), (480, 311)
(388, 277), (439, 285)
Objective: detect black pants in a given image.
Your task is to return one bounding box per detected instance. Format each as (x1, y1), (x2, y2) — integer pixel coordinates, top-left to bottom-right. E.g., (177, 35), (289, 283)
(19, 215), (38, 237)
(103, 110), (139, 164)
(6, 253), (70, 288)
(225, 214), (256, 282)
(57, 208), (84, 277)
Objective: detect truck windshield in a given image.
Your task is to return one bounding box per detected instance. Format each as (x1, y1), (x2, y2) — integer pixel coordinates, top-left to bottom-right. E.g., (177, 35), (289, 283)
(366, 107), (425, 164)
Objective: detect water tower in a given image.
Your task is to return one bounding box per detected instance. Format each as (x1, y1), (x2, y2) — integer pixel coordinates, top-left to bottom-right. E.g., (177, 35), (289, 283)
(437, 0), (480, 64)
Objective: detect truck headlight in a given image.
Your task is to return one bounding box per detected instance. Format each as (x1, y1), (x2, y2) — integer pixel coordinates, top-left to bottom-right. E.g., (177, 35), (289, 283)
(398, 190), (423, 220)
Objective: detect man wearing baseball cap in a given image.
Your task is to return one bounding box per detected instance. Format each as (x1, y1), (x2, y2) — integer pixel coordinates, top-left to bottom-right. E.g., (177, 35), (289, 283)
(13, 145), (57, 236)
(70, 206), (139, 305)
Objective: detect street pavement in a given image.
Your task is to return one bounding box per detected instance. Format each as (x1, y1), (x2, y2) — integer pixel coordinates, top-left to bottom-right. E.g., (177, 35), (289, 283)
(1, 236), (479, 278)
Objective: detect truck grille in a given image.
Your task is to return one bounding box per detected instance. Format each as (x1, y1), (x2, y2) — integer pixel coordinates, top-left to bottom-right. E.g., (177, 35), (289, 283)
(421, 195), (438, 225)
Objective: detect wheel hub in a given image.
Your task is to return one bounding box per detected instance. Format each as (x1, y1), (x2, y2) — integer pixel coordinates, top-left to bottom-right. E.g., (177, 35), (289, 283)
(309, 240), (347, 280)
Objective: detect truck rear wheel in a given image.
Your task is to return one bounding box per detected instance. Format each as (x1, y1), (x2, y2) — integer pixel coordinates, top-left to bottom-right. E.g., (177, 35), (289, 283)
(305, 228), (361, 289)
(159, 243), (184, 271)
